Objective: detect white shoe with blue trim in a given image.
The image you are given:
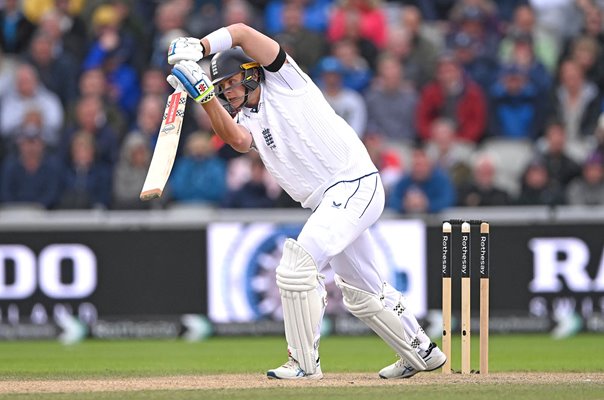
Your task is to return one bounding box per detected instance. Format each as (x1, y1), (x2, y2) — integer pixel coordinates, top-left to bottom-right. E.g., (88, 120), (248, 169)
(267, 357), (323, 380)
(379, 342), (447, 379)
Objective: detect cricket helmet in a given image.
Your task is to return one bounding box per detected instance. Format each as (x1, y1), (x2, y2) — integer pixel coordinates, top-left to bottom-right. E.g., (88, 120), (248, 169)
(210, 47), (263, 116)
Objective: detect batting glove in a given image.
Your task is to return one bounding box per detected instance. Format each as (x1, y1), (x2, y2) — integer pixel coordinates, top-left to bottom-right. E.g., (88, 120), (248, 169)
(169, 60), (215, 104)
(167, 37), (204, 65)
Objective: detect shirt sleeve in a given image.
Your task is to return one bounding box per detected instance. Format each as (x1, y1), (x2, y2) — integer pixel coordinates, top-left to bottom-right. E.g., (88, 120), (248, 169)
(263, 55), (308, 91)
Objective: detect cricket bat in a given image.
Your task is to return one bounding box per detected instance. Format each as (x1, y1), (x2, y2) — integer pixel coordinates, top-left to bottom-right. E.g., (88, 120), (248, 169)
(140, 87), (187, 201)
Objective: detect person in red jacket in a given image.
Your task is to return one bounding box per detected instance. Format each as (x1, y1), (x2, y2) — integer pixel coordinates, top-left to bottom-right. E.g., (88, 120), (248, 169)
(416, 53), (487, 143)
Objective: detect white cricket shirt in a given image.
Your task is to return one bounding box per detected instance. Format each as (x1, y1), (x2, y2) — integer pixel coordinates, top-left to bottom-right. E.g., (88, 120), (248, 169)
(236, 56), (377, 210)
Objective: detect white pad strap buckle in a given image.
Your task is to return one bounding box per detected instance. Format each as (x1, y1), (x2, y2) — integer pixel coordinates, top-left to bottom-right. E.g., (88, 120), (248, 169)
(335, 275), (427, 371)
(276, 239), (324, 374)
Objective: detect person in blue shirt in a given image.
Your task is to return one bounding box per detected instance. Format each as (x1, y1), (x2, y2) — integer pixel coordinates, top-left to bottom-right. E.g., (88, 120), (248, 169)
(0, 129), (62, 209)
(387, 143), (456, 213)
(169, 131), (227, 204)
(488, 63), (543, 139)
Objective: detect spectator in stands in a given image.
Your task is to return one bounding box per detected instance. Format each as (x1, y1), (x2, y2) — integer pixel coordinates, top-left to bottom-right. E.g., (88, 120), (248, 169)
(73, 68), (128, 138)
(273, 1), (327, 73)
(416, 53), (487, 143)
(395, 5), (440, 88)
(264, 0), (331, 35)
(536, 120), (582, 195)
(61, 95), (120, 168)
(35, 1), (88, 63)
(0, 63), (64, 148)
(385, 27), (426, 90)
(0, 125), (62, 209)
(558, 2), (604, 75)
(564, 35), (604, 92)
(528, 0), (585, 45)
(425, 117), (474, 187)
(112, 134), (151, 210)
(328, 0), (388, 49)
(185, 0), (222, 38)
(25, 31), (78, 107)
(386, 144), (456, 214)
(316, 56), (367, 137)
(169, 131), (227, 205)
(83, 3), (141, 123)
(108, 0), (150, 74)
(141, 67), (171, 97)
(488, 63), (542, 139)
(451, 31), (498, 92)
(327, 5), (378, 71)
(504, 32), (552, 98)
(566, 152), (604, 205)
(447, 2), (501, 62)
(222, 0), (262, 30)
(331, 38), (373, 92)
(58, 132), (112, 209)
(457, 154), (510, 206)
(365, 54), (418, 143)
(125, 94), (165, 154)
(516, 157), (565, 206)
(223, 152), (277, 208)
(0, 0), (36, 55)
(498, 4), (559, 73)
(149, 2), (187, 71)
(548, 59), (601, 143)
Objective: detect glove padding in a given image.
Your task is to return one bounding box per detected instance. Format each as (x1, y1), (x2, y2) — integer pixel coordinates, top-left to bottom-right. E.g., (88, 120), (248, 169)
(169, 60), (215, 104)
(167, 37), (204, 65)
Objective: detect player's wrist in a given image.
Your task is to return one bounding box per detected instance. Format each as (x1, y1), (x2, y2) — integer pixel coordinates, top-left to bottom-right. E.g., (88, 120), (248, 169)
(204, 27), (232, 55)
(198, 91), (215, 104)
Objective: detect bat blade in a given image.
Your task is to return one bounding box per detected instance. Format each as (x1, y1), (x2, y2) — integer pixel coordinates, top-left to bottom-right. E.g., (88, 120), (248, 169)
(140, 89), (187, 201)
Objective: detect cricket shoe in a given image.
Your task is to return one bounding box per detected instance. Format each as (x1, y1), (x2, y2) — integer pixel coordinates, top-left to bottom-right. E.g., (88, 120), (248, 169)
(267, 356), (323, 380)
(378, 342), (447, 379)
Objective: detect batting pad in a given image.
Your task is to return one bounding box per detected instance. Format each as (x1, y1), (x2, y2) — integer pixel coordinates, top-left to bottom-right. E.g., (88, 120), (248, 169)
(334, 275), (428, 371)
(276, 239), (325, 374)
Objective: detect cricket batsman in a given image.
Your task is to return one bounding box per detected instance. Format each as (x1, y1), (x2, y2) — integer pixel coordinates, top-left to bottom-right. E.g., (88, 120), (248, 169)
(166, 23), (446, 379)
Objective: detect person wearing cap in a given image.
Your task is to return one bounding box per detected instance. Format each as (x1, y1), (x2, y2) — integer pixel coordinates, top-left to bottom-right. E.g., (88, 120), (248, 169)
(451, 31), (498, 92)
(316, 56), (367, 137)
(487, 62), (542, 139)
(0, 110), (62, 209)
(502, 29), (552, 97)
(448, 4), (501, 62)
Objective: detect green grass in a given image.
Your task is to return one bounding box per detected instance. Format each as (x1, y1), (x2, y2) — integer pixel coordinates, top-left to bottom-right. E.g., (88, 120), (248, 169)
(0, 334), (602, 399)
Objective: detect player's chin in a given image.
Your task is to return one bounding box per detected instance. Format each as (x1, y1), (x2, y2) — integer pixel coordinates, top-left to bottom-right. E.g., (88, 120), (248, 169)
(228, 98), (245, 111)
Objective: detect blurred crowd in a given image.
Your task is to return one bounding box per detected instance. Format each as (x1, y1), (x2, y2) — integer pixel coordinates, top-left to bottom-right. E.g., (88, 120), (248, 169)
(2, 0), (604, 213)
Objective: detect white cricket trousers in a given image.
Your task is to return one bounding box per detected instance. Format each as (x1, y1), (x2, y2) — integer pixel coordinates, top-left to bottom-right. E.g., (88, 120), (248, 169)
(294, 172), (429, 354)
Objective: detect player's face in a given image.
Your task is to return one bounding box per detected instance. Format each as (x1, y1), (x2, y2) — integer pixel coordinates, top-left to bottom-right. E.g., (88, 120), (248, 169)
(218, 72), (247, 109)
